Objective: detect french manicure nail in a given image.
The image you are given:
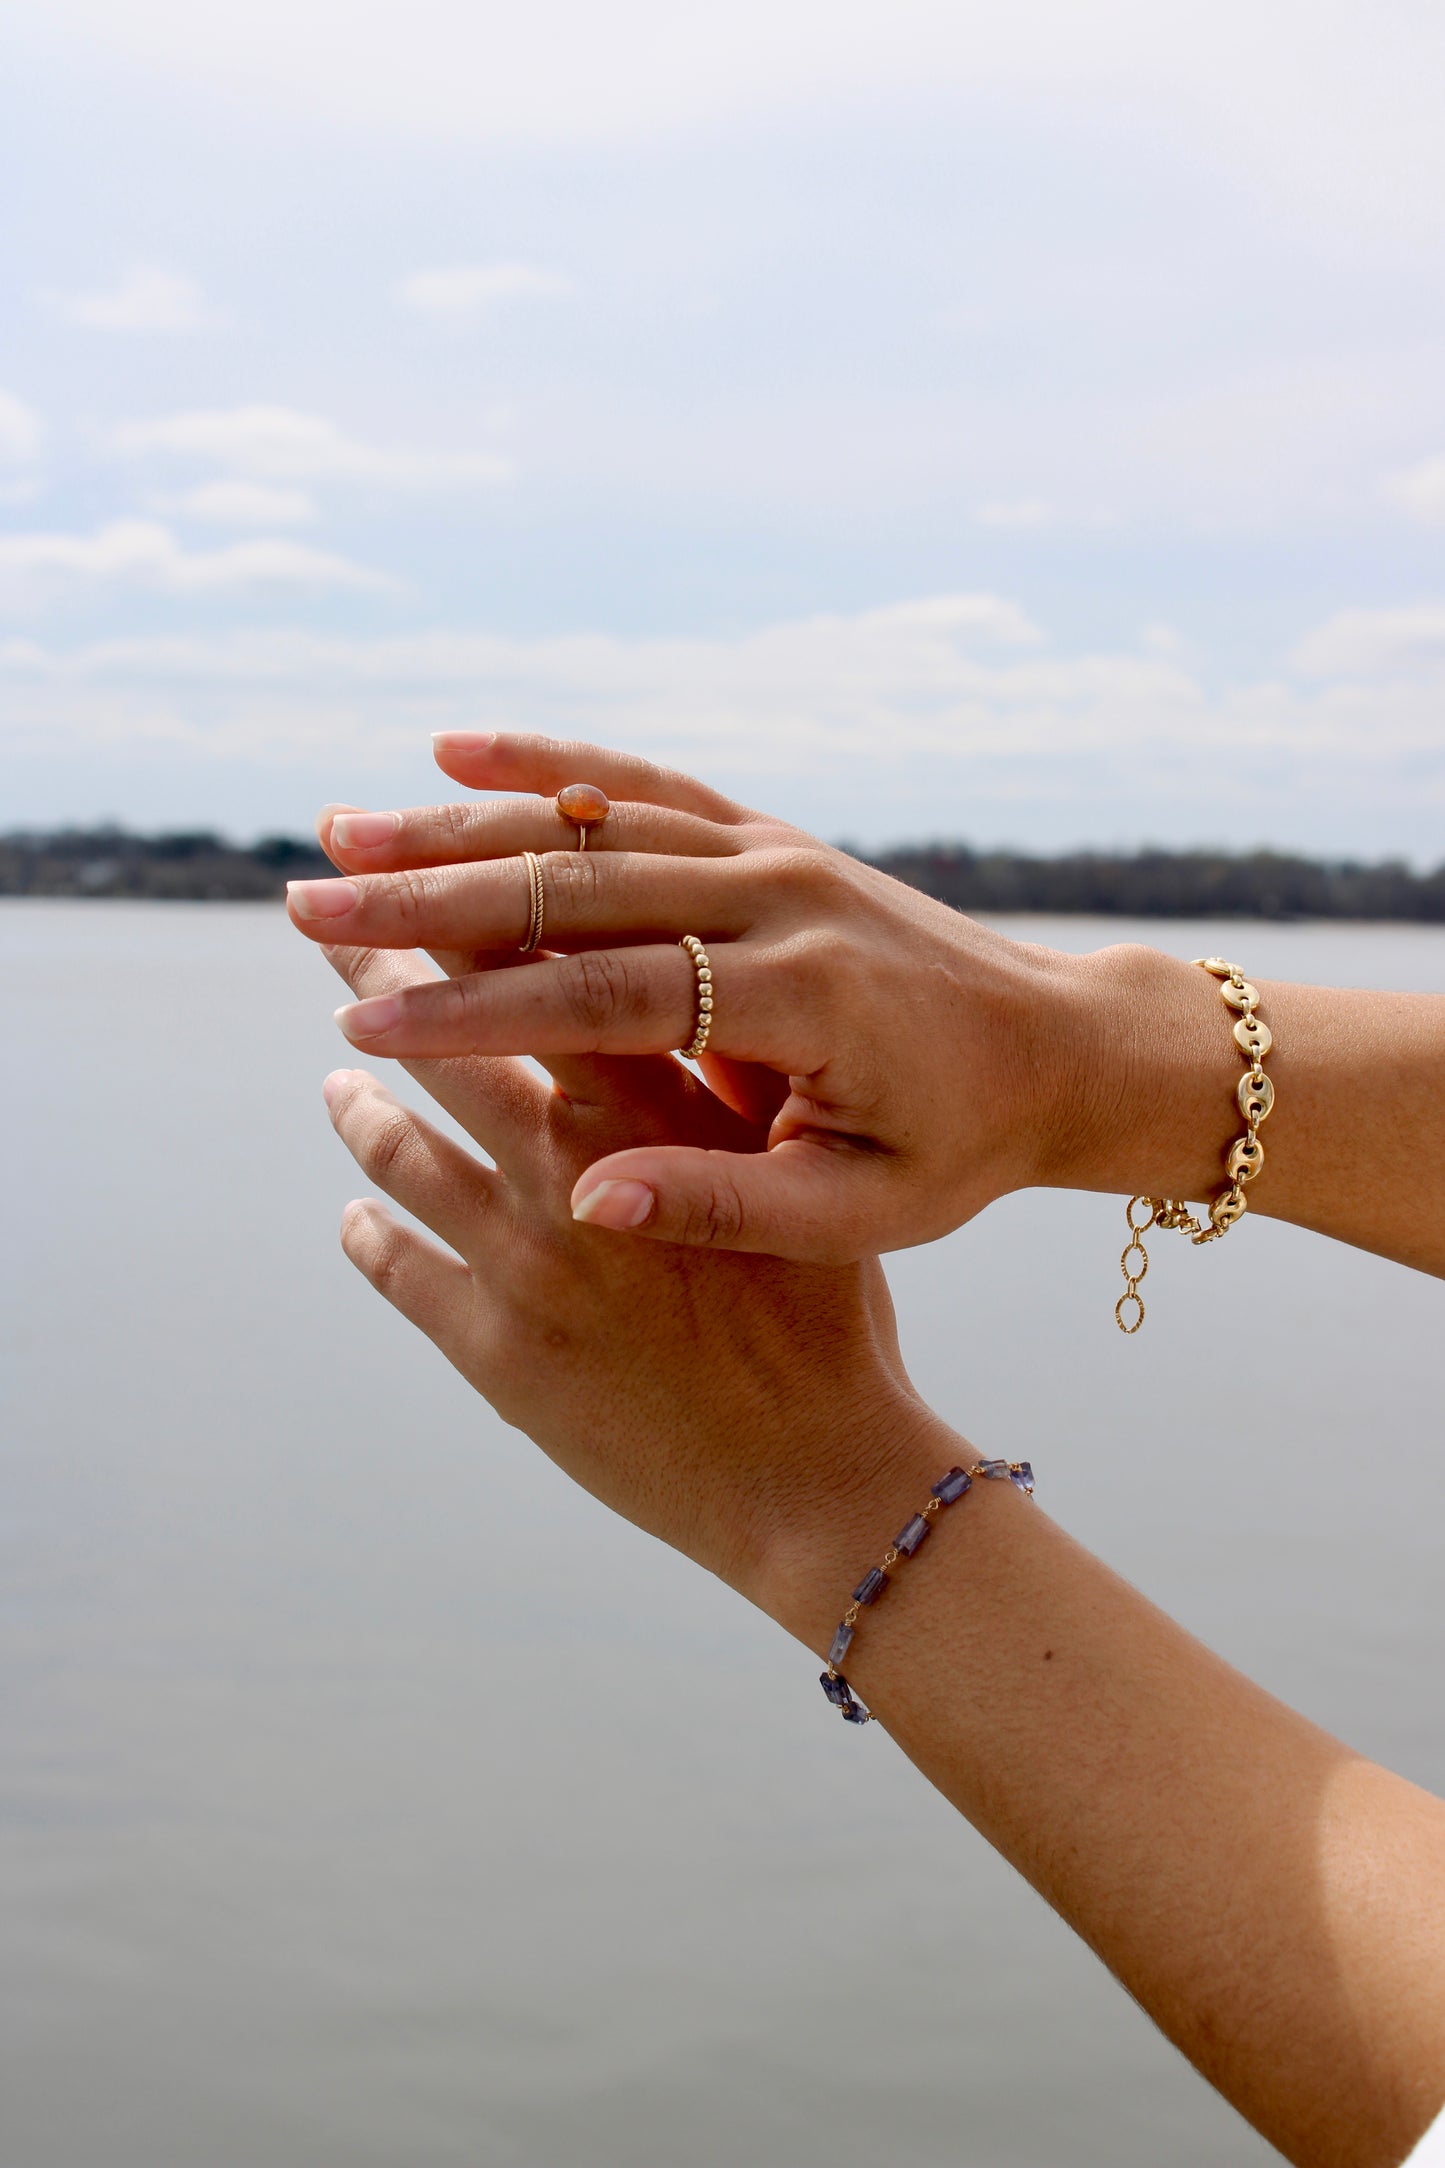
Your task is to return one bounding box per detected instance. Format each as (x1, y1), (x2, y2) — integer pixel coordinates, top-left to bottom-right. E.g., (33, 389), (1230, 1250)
(288, 878), (359, 919)
(571, 1179), (655, 1230)
(336, 995), (402, 1039)
(332, 811), (400, 849)
(322, 1070), (353, 1107)
(432, 731), (496, 750)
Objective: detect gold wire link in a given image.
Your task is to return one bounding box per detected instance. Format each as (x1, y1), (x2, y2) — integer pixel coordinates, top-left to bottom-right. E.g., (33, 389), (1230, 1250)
(1117, 959), (1275, 1332)
(826, 1460), (1036, 1724)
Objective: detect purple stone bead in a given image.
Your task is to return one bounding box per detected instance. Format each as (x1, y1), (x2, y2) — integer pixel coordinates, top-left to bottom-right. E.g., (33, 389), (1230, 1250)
(840, 1699), (871, 1724)
(1009, 1461), (1035, 1494)
(827, 1621), (855, 1668)
(894, 1513), (931, 1556)
(852, 1566), (889, 1606)
(977, 1458), (1010, 1480)
(931, 1467), (973, 1505)
(820, 1670), (854, 1707)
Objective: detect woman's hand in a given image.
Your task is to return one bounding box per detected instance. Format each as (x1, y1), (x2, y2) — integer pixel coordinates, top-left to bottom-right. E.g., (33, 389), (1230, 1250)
(292, 735), (1109, 1264)
(314, 936), (951, 1627)
(297, 732), (1445, 1278)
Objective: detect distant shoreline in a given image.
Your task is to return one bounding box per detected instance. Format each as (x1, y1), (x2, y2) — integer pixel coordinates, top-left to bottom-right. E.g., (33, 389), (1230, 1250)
(4, 827), (1444, 921)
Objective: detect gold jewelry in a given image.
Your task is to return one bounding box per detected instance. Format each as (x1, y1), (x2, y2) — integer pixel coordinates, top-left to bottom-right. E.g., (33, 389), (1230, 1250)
(555, 782), (610, 851)
(679, 935), (713, 1059)
(518, 851), (545, 953)
(1116, 957), (1275, 1334)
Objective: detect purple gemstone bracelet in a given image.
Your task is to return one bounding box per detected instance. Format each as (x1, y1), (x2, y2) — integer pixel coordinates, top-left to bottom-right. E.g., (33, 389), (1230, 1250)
(821, 1458), (1036, 1725)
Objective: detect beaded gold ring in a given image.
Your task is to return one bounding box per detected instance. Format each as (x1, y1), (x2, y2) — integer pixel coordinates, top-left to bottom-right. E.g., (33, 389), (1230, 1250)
(679, 935), (713, 1060)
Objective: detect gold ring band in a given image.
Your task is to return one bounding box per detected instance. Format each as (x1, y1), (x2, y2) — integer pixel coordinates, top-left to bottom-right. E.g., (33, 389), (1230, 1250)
(679, 935), (713, 1059)
(519, 851), (545, 953)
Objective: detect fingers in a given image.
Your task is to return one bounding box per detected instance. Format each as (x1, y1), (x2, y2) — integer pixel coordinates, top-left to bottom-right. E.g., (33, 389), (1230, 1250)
(319, 942), (552, 1156)
(286, 850), (754, 953)
(567, 1136), (895, 1265)
(322, 934), (709, 1128)
(696, 1052), (792, 1129)
(338, 1197), (475, 1349)
(331, 940), (817, 1068)
(319, 795), (739, 877)
(431, 731), (752, 824)
(323, 1069), (495, 1256)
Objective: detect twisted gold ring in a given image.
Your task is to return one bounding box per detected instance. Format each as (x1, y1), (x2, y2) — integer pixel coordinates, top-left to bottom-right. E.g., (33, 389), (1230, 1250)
(679, 935), (713, 1060)
(519, 850), (545, 953)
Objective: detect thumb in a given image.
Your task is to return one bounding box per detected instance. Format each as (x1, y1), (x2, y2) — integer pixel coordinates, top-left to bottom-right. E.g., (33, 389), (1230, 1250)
(568, 1136), (888, 1263)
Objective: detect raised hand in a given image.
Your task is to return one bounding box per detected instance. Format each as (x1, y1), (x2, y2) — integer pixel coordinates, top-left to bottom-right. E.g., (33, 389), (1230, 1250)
(313, 935), (937, 1610)
(297, 732), (1445, 1279)
(291, 735), (1102, 1263)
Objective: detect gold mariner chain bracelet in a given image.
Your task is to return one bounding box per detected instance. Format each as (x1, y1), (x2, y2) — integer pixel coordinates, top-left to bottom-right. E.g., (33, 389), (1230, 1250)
(1115, 957), (1275, 1334)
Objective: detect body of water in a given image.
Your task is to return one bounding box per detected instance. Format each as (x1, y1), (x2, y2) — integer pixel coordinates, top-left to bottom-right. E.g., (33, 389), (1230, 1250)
(4, 905), (1443, 2167)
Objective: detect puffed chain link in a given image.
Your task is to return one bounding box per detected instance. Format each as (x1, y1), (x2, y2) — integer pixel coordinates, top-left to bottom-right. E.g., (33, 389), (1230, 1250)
(1115, 957), (1275, 1334)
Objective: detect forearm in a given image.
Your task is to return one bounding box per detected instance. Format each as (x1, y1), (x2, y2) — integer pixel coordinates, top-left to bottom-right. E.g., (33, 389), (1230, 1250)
(1044, 946), (1445, 1276)
(757, 1411), (1445, 2168)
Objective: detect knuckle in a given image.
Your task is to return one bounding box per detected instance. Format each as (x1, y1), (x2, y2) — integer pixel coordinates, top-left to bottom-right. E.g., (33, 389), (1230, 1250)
(770, 926), (845, 1001)
(341, 1199), (395, 1285)
(437, 800), (479, 856)
(679, 1173), (745, 1247)
(437, 974), (480, 1034)
(365, 1222), (411, 1296)
(330, 942), (389, 993)
(754, 843), (831, 906)
(382, 867), (434, 928)
(562, 947), (634, 1033)
(618, 748), (676, 798)
(545, 849), (605, 916)
(355, 1103), (416, 1184)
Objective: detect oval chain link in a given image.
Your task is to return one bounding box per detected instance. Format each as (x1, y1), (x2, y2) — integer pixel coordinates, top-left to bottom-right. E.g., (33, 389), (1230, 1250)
(1116, 958), (1275, 1332)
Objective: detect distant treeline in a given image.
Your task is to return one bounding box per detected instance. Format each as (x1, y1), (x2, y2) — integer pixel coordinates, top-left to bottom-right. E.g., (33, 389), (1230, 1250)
(866, 843), (1445, 921)
(0, 827), (332, 901)
(3, 825), (1445, 920)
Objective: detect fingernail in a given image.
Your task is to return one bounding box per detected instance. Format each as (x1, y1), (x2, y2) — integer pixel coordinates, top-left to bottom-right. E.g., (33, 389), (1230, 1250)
(571, 1179), (655, 1230)
(432, 731), (496, 750)
(288, 878), (359, 919)
(332, 811), (399, 849)
(336, 995), (402, 1040)
(321, 1069), (354, 1107)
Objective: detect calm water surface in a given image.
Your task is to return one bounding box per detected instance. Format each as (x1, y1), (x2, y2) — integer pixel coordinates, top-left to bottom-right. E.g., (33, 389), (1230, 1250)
(4, 905), (1443, 2168)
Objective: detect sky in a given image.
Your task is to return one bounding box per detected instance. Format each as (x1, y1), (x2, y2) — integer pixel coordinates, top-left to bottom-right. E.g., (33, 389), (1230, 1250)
(3, 0), (1444, 858)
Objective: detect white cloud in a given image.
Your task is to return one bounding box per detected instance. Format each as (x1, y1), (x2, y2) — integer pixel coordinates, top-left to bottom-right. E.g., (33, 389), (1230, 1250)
(48, 264), (221, 333)
(975, 498), (1058, 530)
(4, 595), (1441, 806)
(1291, 607), (1445, 681)
(112, 405), (510, 490)
(394, 262), (572, 314)
(161, 481), (320, 527)
(851, 594), (1043, 644)
(0, 521), (394, 609)
(1383, 457), (1445, 526)
(15, 0), (1443, 248)
(0, 389), (44, 468)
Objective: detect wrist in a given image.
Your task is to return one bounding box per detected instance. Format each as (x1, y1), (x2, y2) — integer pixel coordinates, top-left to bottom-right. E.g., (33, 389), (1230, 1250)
(741, 1390), (972, 1658)
(1033, 943), (1240, 1201)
